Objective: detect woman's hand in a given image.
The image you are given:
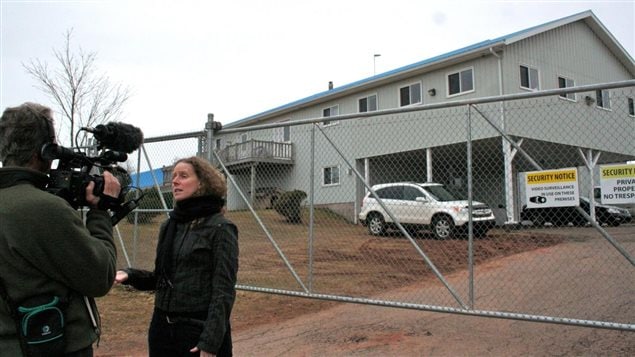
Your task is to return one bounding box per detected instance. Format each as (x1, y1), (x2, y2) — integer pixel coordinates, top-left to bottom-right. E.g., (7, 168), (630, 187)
(114, 270), (129, 284)
(190, 347), (215, 356)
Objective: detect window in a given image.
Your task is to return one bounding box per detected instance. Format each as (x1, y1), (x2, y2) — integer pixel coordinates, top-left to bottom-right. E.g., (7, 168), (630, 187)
(403, 186), (424, 201)
(399, 82), (421, 107)
(596, 89), (611, 110)
(448, 68), (474, 96)
(520, 65), (539, 90)
(558, 76), (575, 101)
(376, 186), (402, 200)
(322, 105), (339, 126)
(358, 94), (377, 113)
(215, 139), (221, 149)
(240, 134), (248, 152)
(628, 98), (634, 116)
(283, 126), (290, 141)
(323, 166), (340, 186)
(273, 121), (290, 142)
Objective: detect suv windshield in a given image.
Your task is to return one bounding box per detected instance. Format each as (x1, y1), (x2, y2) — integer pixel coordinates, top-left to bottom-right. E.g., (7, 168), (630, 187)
(423, 185), (460, 202)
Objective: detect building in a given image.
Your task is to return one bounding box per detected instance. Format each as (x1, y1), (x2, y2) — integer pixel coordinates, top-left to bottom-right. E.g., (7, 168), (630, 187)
(213, 10), (635, 224)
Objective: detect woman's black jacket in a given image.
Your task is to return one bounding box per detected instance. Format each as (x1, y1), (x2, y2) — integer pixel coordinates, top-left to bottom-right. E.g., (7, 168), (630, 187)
(124, 212), (239, 353)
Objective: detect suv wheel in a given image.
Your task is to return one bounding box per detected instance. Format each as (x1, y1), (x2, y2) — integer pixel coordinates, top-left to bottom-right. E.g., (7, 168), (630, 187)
(367, 213), (387, 236)
(432, 215), (454, 240)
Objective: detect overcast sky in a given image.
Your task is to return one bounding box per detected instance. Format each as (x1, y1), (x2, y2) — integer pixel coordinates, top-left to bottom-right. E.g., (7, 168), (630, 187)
(1, 0), (633, 140)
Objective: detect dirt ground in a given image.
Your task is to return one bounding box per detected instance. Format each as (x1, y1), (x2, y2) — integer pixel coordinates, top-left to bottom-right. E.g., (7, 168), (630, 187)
(94, 223), (634, 356)
(230, 231), (635, 357)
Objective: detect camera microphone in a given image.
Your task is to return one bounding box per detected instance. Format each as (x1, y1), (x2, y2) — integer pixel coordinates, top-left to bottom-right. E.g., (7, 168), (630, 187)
(82, 122), (144, 154)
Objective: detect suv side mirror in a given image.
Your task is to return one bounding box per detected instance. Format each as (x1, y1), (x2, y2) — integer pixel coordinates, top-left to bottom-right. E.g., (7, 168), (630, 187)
(415, 196), (428, 202)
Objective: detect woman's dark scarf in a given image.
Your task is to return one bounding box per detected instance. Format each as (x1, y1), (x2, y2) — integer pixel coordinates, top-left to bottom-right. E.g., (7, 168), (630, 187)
(155, 195), (224, 288)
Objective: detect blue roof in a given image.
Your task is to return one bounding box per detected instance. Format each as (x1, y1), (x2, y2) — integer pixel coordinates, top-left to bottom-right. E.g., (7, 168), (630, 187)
(130, 168), (163, 189)
(226, 10), (626, 128)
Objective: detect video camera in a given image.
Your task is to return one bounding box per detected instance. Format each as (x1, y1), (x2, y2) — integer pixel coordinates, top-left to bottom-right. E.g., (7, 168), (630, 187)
(41, 122), (145, 225)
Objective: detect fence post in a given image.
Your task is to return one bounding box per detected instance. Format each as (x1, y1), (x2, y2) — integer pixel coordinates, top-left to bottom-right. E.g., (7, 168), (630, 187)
(206, 113), (215, 162)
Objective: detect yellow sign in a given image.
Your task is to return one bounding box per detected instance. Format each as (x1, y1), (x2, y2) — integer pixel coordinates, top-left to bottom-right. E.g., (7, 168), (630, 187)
(600, 164), (635, 179)
(526, 169), (577, 185)
(599, 163), (635, 204)
(524, 168), (579, 208)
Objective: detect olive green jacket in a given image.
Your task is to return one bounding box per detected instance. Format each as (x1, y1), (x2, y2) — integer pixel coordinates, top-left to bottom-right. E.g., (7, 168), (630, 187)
(0, 167), (117, 355)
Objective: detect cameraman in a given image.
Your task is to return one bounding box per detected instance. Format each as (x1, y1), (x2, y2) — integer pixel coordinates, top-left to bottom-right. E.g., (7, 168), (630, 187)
(0, 102), (121, 356)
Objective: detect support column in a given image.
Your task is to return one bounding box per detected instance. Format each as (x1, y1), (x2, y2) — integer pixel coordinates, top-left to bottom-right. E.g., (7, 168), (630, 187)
(503, 139), (515, 223)
(579, 148), (601, 222)
(364, 157), (370, 192)
(426, 148), (433, 182)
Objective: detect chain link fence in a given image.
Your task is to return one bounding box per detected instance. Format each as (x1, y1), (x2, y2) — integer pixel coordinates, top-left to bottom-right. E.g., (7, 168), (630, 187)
(118, 81), (635, 331)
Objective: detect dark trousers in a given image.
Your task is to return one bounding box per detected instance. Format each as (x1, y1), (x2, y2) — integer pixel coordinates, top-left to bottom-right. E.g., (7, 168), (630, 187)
(148, 310), (232, 357)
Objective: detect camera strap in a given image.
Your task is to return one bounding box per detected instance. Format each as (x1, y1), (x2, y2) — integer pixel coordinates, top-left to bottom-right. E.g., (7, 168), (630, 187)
(97, 194), (121, 211)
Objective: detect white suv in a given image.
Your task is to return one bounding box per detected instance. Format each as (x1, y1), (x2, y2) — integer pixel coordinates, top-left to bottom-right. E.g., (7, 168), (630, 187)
(358, 182), (496, 239)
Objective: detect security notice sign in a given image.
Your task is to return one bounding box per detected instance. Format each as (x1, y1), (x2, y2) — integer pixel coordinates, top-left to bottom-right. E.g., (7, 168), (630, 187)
(599, 163), (635, 204)
(524, 168), (579, 208)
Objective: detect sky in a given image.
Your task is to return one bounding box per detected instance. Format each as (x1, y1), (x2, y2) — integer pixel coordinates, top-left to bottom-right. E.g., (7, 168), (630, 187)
(1, 0), (634, 141)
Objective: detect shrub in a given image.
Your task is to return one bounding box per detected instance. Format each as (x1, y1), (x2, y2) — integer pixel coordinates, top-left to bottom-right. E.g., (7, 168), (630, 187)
(126, 188), (172, 224)
(273, 189), (307, 223)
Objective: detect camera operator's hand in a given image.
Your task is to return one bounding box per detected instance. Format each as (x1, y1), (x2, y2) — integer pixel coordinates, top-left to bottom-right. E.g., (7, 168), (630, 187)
(86, 171), (121, 209)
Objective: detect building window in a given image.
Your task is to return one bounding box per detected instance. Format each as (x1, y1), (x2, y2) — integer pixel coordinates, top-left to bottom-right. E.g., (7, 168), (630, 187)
(558, 76), (575, 101)
(596, 89), (611, 110)
(399, 82), (421, 107)
(520, 65), (539, 90)
(273, 121), (290, 142)
(323, 166), (340, 186)
(322, 105), (339, 126)
(358, 94), (377, 113)
(240, 134), (248, 152)
(448, 68), (474, 96)
(283, 126), (290, 141)
(215, 139), (221, 149)
(628, 98), (634, 116)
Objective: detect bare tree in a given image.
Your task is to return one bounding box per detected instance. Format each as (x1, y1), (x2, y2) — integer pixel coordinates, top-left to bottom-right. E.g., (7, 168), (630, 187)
(23, 29), (130, 147)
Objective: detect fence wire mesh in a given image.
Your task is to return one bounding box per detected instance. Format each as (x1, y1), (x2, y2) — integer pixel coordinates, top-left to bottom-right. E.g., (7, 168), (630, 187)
(117, 82), (635, 330)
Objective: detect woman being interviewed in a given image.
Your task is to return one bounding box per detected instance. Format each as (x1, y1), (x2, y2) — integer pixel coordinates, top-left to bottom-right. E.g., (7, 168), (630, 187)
(115, 156), (239, 357)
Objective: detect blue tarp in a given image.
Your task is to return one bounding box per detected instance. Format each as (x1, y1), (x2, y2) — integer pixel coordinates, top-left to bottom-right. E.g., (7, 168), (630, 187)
(130, 168), (163, 189)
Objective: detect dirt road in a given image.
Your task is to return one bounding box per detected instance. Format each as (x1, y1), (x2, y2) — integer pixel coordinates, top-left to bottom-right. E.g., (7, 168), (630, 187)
(232, 229), (635, 356)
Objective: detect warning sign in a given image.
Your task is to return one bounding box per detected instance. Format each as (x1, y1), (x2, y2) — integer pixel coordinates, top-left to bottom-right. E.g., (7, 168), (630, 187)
(599, 163), (635, 204)
(524, 168), (579, 208)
